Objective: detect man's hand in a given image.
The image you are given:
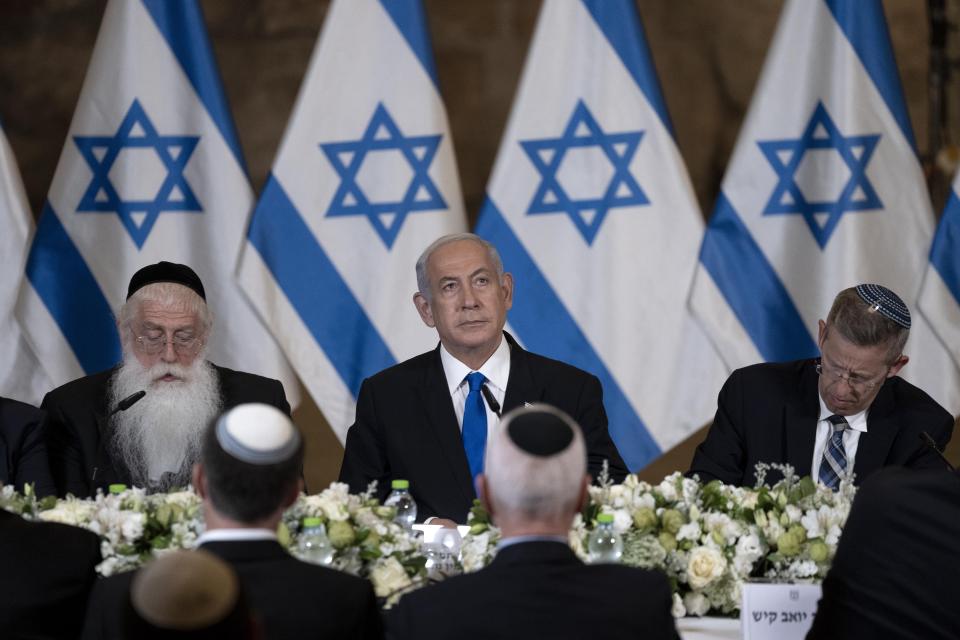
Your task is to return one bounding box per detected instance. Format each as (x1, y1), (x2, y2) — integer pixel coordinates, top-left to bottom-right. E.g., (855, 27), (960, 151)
(430, 518), (459, 529)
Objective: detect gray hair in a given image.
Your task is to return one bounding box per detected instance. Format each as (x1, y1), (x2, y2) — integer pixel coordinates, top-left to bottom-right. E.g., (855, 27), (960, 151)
(118, 282), (213, 346)
(826, 287), (909, 362)
(415, 233), (505, 300)
(484, 404), (586, 522)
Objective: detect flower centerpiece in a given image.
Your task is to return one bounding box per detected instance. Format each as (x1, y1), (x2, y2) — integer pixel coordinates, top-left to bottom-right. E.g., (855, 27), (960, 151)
(460, 463), (856, 617)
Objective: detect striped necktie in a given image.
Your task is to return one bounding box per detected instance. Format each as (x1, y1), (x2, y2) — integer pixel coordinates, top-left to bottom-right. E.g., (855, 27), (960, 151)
(818, 414), (848, 490)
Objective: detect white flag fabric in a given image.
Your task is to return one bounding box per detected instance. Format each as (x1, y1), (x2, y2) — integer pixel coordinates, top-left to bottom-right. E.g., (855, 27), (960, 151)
(918, 180), (960, 394)
(239, 0), (467, 441)
(689, 0), (960, 414)
(0, 123), (50, 404)
(474, 0), (727, 471)
(17, 0), (297, 403)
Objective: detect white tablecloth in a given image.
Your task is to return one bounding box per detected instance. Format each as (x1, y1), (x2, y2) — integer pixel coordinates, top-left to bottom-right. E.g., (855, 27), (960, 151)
(677, 616), (740, 640)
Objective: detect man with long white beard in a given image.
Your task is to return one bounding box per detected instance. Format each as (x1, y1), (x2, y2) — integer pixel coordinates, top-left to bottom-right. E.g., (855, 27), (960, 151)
(42, 262), (290, 497)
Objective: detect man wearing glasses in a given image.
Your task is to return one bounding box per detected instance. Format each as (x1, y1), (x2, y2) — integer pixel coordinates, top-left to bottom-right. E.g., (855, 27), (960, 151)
(689, 284), (953, 489)
(42, 262), (290, 497)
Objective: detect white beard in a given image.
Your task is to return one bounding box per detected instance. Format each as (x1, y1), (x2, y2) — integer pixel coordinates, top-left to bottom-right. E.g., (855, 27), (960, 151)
(108, 352), (222, 492)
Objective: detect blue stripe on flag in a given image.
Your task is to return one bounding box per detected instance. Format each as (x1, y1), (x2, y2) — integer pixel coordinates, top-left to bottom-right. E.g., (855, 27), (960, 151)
(141, 0), (247, 170)
(476, 197), (660, 471)
(247, 174), (396, 396)
(379, 0), (440, 91)
(930, 190), (960, 306)
(825, 0), (916, 151)
(582, 0), (675, 137)
(26, 203), (120, 374)
(700, 193), (818, 362)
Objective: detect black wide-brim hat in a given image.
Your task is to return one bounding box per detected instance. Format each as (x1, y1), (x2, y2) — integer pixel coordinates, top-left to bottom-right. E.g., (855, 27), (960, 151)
(127, 261), (206, 301)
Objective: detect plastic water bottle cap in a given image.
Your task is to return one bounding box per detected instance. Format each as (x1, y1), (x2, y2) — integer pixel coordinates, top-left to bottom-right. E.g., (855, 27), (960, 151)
(303, 517), (322, 527)
(596, 513), (614, 524)
(391, 479), (409, 489)
(109, 484), (127, 494)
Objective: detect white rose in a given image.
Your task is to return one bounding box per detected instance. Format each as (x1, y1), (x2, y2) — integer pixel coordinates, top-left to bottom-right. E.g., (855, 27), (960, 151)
(784, 504), (803, 523)
(369, 556), (412, 598)
(677, 521), (702, 542)
(684, 591), (711, 617)
(120, 512), (145, 541)
(686, 546), (727, 590)
(657, 476), (680, 502)
(612, 509), (632, 535)
(671, 592), (687, 618)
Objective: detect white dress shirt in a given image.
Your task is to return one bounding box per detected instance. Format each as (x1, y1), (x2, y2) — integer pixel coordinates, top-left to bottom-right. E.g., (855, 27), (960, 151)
(810, 393), (868, 484)
(439, 333), (511, 443)
(196, 528), (278, 545)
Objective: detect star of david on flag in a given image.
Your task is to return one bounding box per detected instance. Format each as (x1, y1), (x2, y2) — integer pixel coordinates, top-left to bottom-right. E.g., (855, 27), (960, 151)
(757, 101), (882, 248)
(73, 99), (202, 249)
(520, 99), (648, 245)
(320, 102), (446, 249)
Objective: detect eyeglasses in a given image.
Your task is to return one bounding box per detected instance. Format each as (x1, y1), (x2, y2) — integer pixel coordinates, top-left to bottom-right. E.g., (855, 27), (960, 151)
(815, 360), (886, 393)
(135, 333), (204, 356)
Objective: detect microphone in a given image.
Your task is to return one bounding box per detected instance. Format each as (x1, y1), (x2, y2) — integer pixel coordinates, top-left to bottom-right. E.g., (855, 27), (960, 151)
(920, 431), (954, 472)
(110, 390), (146, 415)
(480, 384), (501, 418)
(92, 390), (147, 493)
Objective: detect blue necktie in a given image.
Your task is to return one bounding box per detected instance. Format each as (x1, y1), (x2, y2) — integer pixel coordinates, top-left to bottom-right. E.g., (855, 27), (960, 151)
(818, 415), (848, 490)
(462, 372), (488, 480)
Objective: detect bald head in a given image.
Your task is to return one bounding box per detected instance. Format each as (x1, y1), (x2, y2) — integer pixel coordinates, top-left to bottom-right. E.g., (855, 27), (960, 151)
(482, 404), (587, 530)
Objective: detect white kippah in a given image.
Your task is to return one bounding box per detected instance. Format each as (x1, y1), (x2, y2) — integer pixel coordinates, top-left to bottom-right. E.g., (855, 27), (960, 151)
(215, 403), (301, 465)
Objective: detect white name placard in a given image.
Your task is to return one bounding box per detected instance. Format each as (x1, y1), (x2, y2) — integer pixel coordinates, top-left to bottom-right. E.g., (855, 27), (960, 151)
(741, 582), (821, 640)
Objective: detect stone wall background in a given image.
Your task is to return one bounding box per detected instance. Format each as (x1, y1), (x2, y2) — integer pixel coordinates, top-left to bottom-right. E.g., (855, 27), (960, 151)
(0, 1), (952, 488)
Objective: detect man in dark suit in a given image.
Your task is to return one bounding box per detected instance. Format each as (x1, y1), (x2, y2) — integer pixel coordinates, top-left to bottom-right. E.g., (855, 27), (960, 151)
(388, 404), (678, 640)
(339, 233), (627, 524)
(0, 396), (55, 496)
(82, 403), (382, 640)
(43, 262), (290, 497)
(807, 465), (960, 640)
(690, 285), (953, 488)
(0, 508), (102, 639)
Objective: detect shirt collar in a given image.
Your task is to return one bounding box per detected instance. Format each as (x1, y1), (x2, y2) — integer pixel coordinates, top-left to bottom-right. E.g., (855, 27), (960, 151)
(196, 528), (278, 545)
(817, 392), (868, 433)
(496, 534), (569, 551)
(440, 333), (511, 395)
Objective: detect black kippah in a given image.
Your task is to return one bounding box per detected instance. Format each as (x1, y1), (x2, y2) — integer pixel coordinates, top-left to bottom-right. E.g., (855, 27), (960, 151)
(506, 411), (574, 457)
(127, 261), (206, 300)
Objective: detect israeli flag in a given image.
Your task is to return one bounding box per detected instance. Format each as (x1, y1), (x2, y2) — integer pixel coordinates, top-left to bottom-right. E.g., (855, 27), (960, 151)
(918, 175), (960, 391)
(16, 0), (298, 401)
(475, 0), (727, 471)
(0, 122), (50, 403)
(689, 0), (960, 413)
(238, 0), (467, 441)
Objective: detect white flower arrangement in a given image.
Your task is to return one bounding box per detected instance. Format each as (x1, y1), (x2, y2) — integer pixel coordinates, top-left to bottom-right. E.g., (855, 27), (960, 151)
(459, 463), (857, 617)
(2, 464), (855, 616)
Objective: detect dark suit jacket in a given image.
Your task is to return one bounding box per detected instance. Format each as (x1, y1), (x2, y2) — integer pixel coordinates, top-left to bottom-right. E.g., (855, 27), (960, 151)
(689, 359), (954, 487)
(81, 539), (383, 640)
(338, 333), (628, 522)
(0, 509), (102, 640)
(387, 540), (679, 640)
(807, 467), (960, 640)
(0, 397), (56, 497)
(42, 363), (290, 497)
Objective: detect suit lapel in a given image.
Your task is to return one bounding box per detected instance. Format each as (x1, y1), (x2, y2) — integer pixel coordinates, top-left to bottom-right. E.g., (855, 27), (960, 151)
(852, 382), (897, 480)
(502, 333), (538, 413)
(783, 361), (820, 478)
(421, 346), (475, 504)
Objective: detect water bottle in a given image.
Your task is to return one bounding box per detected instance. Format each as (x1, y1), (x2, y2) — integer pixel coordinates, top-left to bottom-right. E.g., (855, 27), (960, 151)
(296, 517), (334, 565)
(384, 479), (417, 529)
(587, 513), (623, 563)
